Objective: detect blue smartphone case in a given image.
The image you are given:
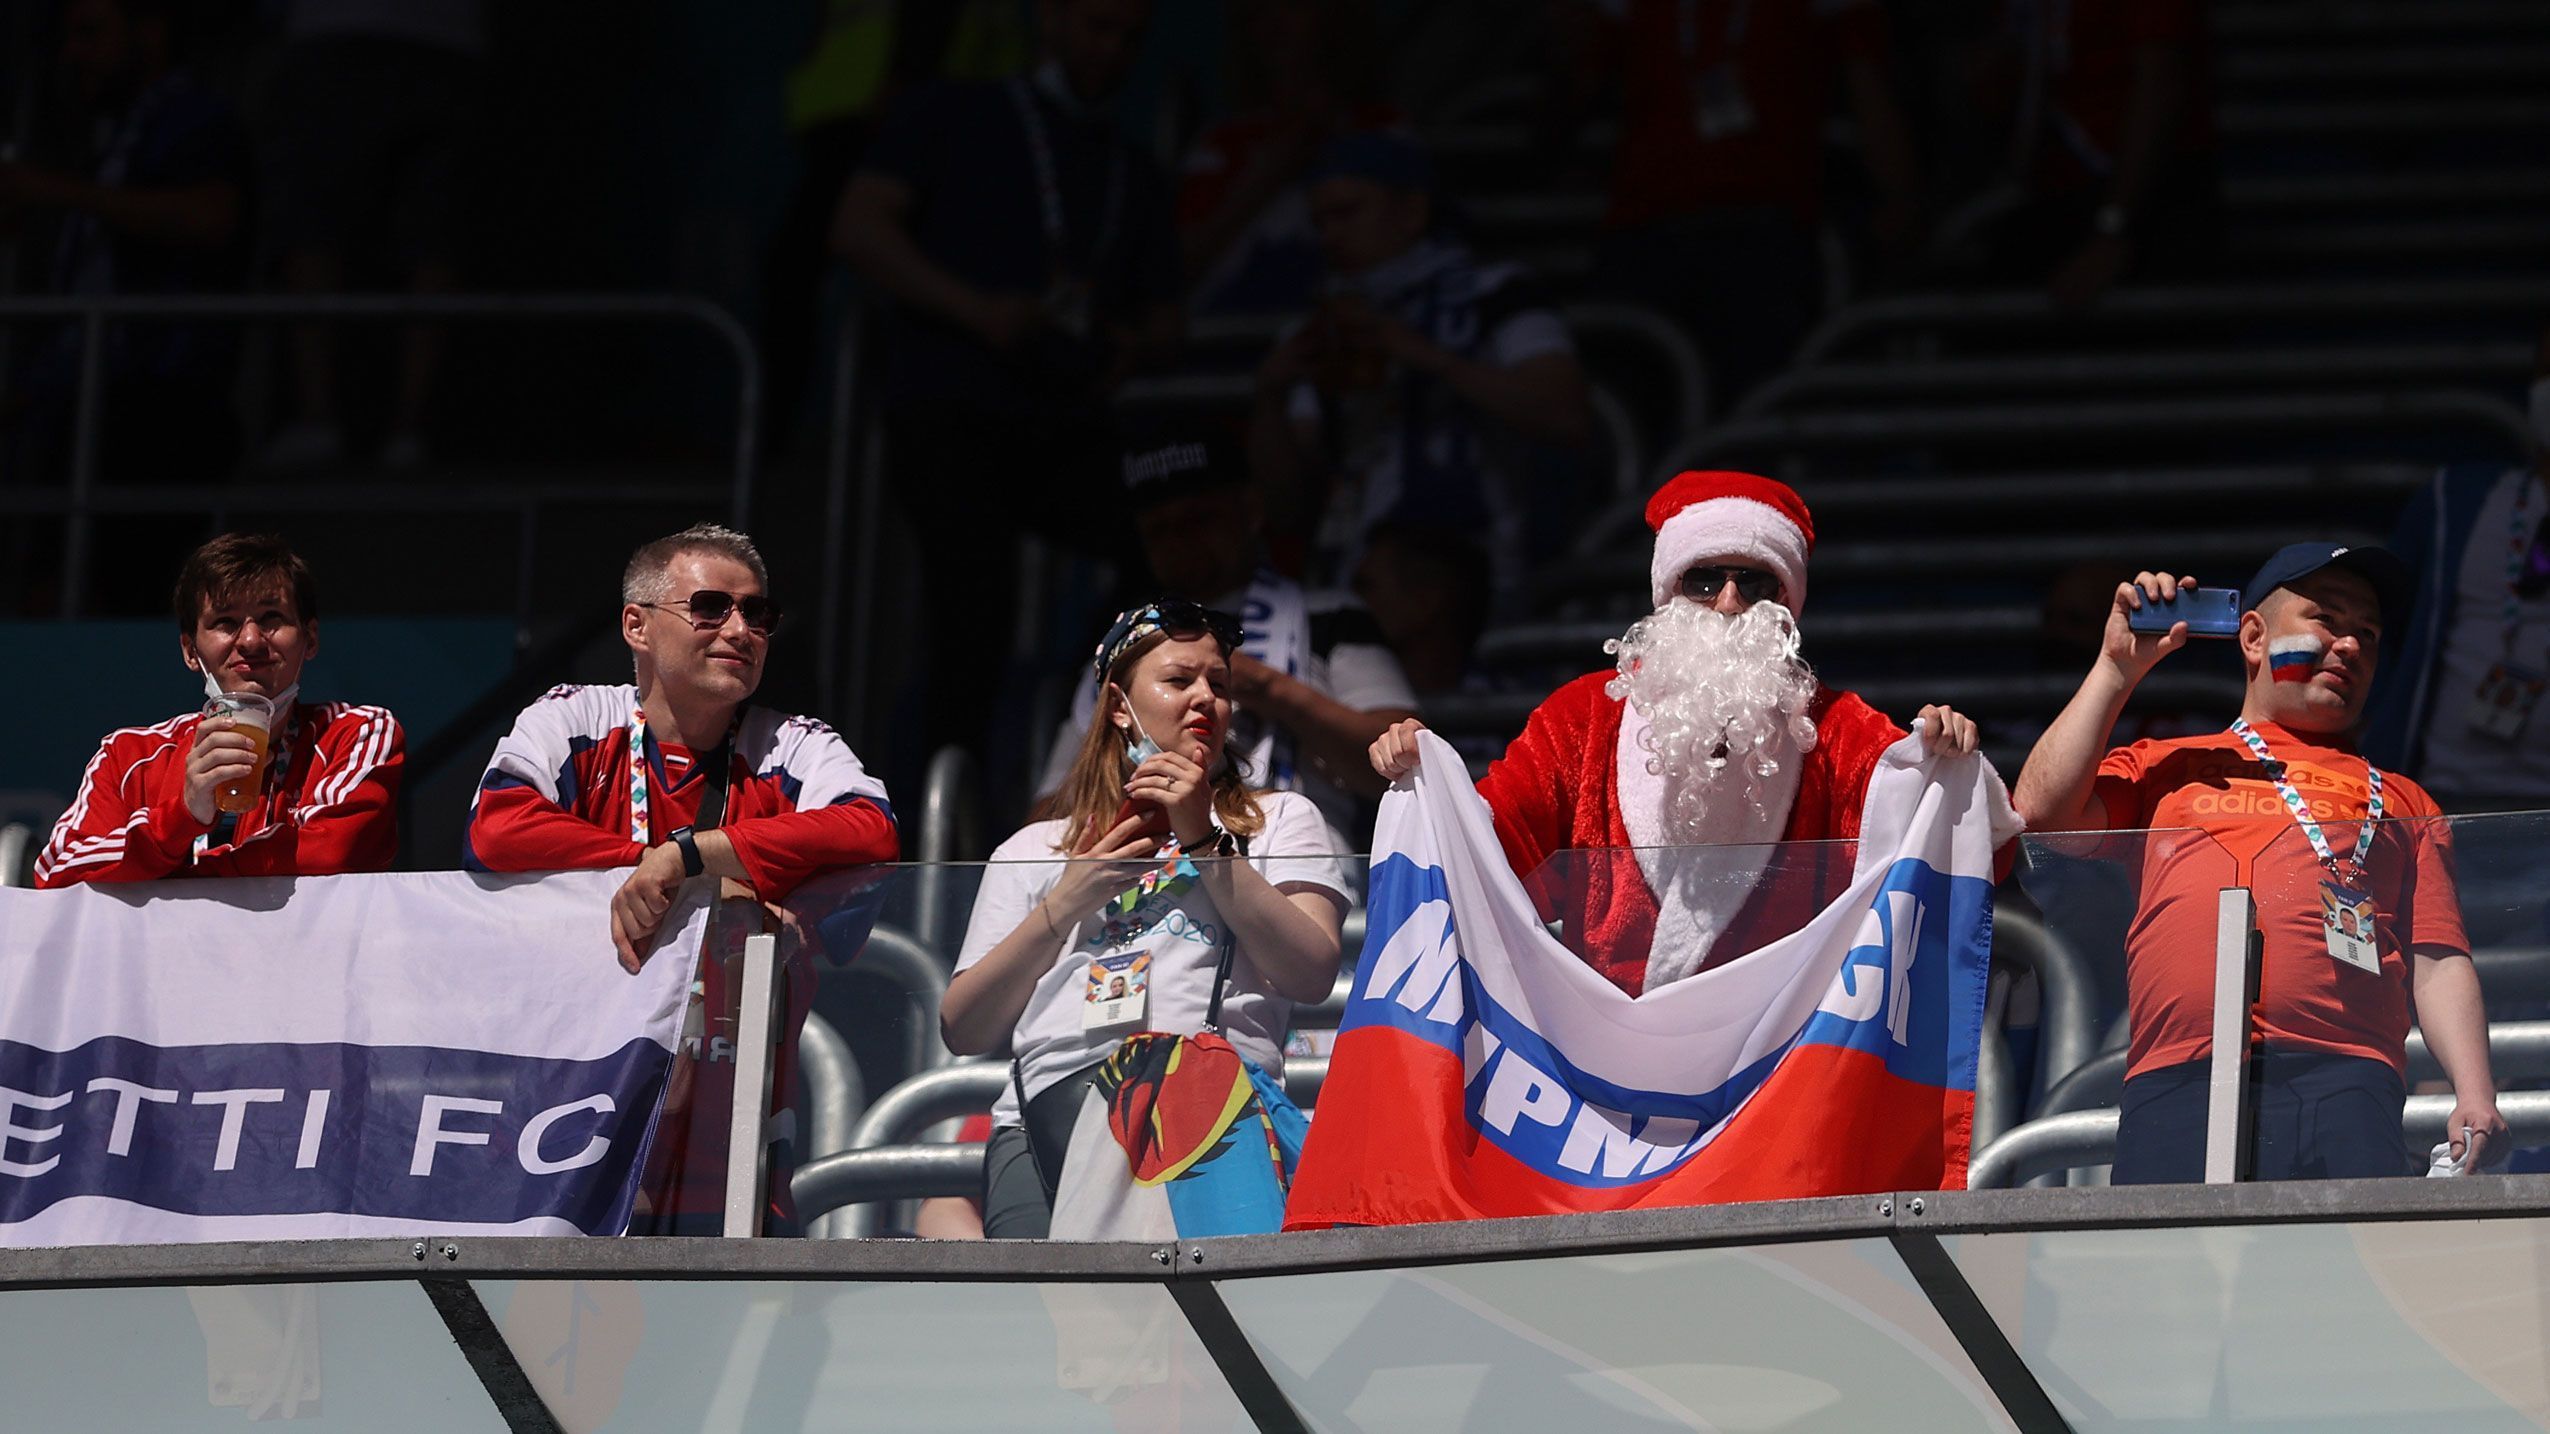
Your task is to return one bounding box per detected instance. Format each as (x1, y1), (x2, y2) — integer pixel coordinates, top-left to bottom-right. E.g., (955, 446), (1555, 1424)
(2128, 586), (2243, 638)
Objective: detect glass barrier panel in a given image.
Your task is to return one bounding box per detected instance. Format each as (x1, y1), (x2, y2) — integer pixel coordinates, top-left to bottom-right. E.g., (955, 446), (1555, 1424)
(783, 851), (1375, 1236)
(0, 1282), (507, 1431)
(1943, 1218), (2550, 1432)
(1215, 1240), (2018, 1432)
(2009, 827), (2232, 1189)
(2232, 812), (2550, 1184)
(476, 1277), (1252, 1432)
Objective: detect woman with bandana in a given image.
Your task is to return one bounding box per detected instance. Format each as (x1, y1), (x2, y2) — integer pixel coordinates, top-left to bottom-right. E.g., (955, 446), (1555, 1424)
(943, 600), (1354, 1238)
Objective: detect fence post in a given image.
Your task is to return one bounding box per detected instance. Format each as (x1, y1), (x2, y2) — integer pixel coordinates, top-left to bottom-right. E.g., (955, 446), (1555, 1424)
(2204, 887), (2259, 1184)
(62, 310), (105, 618)
(722, 930), (782, 1238)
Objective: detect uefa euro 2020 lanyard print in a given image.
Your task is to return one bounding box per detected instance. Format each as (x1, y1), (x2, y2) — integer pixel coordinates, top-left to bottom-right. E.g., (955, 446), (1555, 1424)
(2230, 718), (2384, 973)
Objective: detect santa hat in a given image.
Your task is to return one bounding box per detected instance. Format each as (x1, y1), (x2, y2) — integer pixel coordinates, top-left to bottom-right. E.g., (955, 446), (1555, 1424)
(1644, 470), (1815, 613)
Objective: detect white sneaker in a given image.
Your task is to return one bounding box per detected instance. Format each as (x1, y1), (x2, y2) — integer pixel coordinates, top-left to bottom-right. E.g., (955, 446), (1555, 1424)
(261, 421), (343, 470)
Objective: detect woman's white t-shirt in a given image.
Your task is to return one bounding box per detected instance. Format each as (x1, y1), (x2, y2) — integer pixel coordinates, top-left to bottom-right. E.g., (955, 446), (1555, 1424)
(954, 791), (1355, 1126)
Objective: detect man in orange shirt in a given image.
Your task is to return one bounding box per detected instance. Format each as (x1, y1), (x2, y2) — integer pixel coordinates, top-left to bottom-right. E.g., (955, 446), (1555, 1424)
(2016, 542), (2505, 1182)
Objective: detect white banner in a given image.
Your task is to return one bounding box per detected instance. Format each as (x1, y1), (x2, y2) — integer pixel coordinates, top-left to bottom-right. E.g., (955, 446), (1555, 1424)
(0, 870), (700, 1246)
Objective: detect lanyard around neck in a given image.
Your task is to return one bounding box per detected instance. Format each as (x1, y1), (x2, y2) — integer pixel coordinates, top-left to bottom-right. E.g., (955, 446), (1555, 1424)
(626, 704), (736, 845)
(2228, 718), (2383, 885)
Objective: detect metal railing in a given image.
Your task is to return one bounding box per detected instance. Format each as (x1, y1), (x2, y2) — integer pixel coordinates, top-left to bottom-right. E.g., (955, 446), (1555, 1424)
(797, 1057), (1338, 1234)
(0, 292), (759, 621)
(0, 824), (31, 888)
(1971, 904), (2101, 1152)
(1968, 1090), (2550, 1190)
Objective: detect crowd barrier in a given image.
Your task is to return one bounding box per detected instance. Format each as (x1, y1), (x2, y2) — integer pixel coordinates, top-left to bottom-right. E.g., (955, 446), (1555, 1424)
(6, 810), (2545, 1245)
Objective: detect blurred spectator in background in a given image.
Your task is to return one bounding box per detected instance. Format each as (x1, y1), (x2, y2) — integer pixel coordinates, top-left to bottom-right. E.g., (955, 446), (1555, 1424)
(1176, 0), (1394, 316)
(763, 1), (1034, 445)
(2, 0), (248, 487)
(1985, 0), (2218, 307)
(1354, 517), (1494, 696)
(2367, 327), (2550, 813)
(260, 0), (485, 471)
(1248, 131), (1588, 639)
(833, 0), (1181, 788)
(1561, 0), (1924, 402)
(1034, 435), (1418, 837)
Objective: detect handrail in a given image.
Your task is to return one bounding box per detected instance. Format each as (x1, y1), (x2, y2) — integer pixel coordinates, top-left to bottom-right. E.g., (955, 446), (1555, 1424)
(0, 292), (759, 620)
(1970, 903), (2100, 1153)
(1968, 1090), (2550, 1189)
(910, 745), (976, 952)
(795, 1011), (866, 1240)
(0, 824), (31, 888)
(849, 924), (954, 1083)
(1561, 302), (1712, 441)
(809, 1057), (1337, 1233)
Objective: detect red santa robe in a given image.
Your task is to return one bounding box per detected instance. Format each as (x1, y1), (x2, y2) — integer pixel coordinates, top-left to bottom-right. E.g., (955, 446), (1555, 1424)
(1473, 670), (1906, 996)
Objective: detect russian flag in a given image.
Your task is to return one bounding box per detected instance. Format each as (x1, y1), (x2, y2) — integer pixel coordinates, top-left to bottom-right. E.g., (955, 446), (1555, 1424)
(2268, 635), (2323, 683)
(1285, 731), (2018, 1229)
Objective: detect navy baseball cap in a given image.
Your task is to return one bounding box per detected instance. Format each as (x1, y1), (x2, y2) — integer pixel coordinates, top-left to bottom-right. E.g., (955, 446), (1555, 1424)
(1120, 435), (1243, 510)
(2243, 542), (2413, 624)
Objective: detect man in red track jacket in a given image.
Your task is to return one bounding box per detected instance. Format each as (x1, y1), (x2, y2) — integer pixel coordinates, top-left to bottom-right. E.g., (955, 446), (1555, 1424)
(37, 534), (403, 888)
(463, 522), (897, 1232)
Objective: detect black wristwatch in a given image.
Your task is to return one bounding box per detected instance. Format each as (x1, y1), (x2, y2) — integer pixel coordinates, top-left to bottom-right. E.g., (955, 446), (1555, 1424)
(669, 825), (706, 878)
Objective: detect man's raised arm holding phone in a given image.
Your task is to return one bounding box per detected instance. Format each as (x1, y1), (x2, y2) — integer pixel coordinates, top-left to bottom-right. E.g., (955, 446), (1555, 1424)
(2015, 570), (2213, 832)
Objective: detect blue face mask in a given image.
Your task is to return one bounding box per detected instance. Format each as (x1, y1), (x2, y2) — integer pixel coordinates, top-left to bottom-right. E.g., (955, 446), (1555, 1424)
(1113, 686), (1166, 765)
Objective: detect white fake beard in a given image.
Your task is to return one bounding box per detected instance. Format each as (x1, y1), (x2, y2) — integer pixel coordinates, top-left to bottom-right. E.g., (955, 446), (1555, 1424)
(1605, 599), (1820, 842)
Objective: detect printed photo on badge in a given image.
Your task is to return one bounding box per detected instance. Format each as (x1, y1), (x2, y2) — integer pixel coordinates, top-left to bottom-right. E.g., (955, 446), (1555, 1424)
(2320, 883), (2380, 973)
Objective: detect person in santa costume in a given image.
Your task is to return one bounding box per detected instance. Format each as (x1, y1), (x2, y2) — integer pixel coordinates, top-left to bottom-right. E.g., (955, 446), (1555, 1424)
(1370, 470), (1981, 995)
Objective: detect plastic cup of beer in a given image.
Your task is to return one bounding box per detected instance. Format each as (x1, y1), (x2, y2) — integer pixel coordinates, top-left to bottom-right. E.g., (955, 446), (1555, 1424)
(204, 691), (277, 815)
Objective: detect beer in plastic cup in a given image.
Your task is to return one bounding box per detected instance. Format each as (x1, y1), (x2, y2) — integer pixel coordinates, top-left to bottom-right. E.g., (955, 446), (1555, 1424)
(204, 692), (277, 815)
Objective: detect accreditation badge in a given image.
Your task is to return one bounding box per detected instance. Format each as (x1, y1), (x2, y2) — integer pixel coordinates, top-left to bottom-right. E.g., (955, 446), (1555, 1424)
(2469, 662), (2544, 743)
(1082, 949), (1151, 1034)
(2319, 881), (2381, 973)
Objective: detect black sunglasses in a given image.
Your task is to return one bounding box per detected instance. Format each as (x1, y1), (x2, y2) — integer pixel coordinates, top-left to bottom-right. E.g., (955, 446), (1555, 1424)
(1152, 598), (1245, 649)
(1678, 565), (1781, 605)
(647, 588), (782, 634)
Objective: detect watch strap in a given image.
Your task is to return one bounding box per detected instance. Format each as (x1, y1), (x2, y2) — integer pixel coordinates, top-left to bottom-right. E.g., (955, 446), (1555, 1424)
(670, 825), (705, 878)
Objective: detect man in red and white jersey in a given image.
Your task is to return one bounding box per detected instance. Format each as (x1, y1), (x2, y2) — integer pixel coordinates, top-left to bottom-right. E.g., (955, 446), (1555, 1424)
(37, 533), (404, 888)
(463, 521), (896, 1232)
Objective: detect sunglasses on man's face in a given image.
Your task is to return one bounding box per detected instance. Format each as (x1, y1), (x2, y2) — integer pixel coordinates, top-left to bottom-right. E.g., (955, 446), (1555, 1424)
(648, 589), (782, 635)
(1678, 565), (1780, 605)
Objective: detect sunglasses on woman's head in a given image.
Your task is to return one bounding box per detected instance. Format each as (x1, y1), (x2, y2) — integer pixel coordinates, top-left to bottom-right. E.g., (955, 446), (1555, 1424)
(647, 588), (782, 634)
(1147, 599), (1246, 651)
(1678, 566), (1780, 604)
(1091, 599), (1246, 690)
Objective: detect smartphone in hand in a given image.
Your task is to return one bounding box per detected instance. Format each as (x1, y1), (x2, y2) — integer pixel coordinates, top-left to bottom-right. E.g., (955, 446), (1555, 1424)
(2127, 586), (2243, 639)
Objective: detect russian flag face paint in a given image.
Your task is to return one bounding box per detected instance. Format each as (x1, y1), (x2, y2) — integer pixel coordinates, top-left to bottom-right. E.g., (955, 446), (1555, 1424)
(2268, 634), (2325, 683)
